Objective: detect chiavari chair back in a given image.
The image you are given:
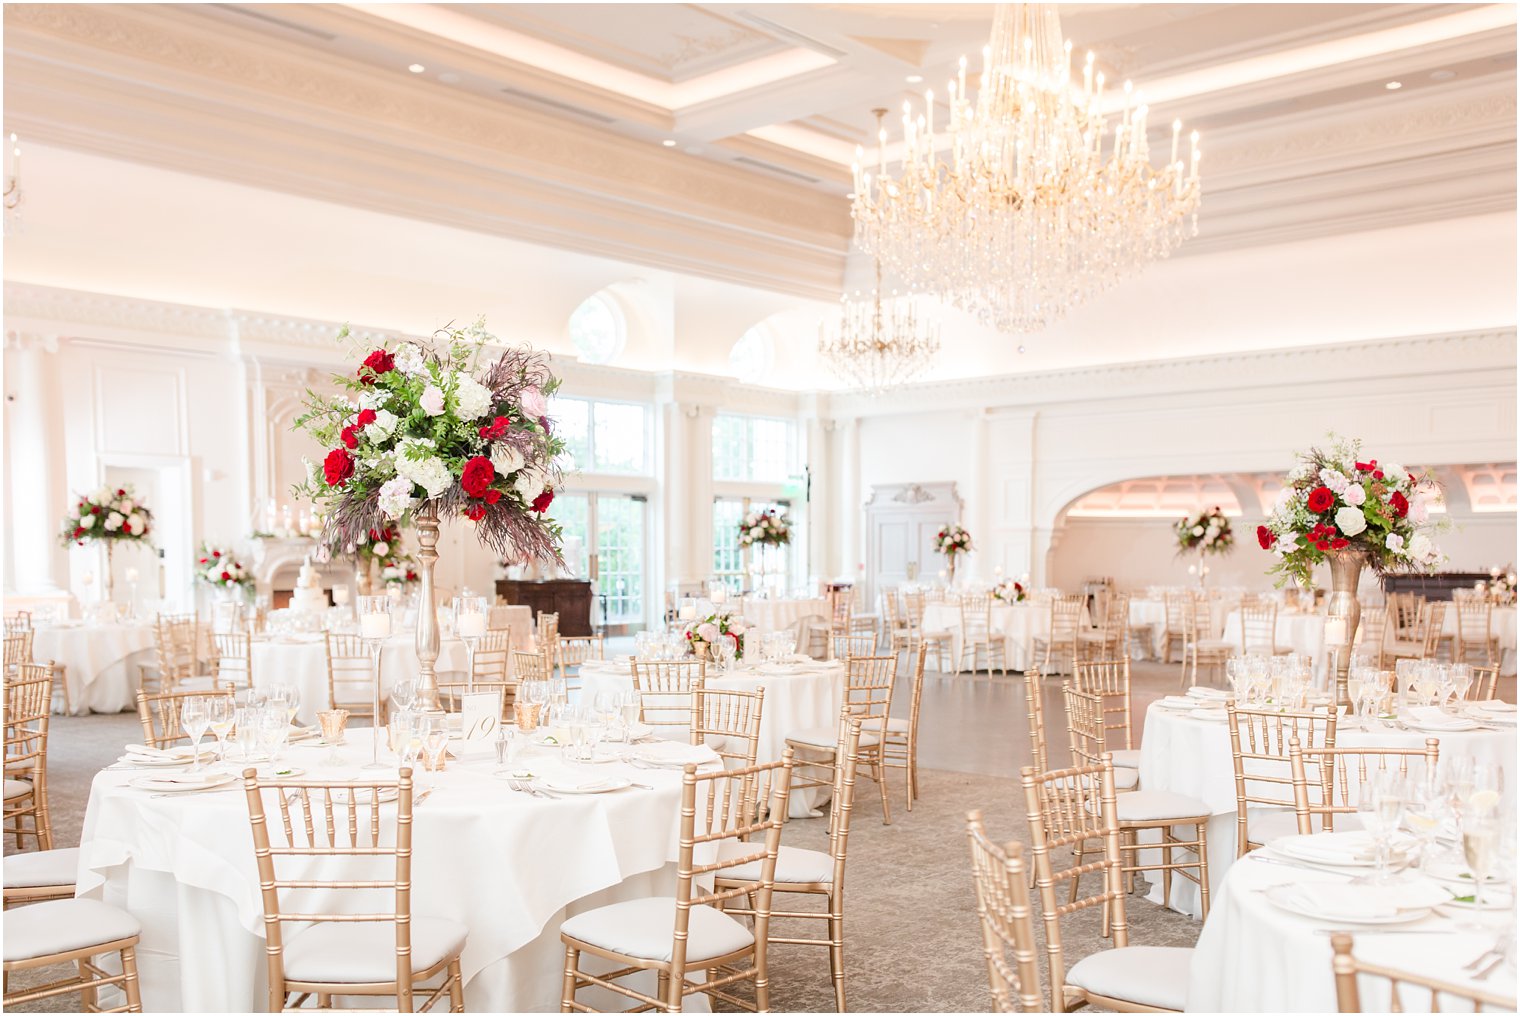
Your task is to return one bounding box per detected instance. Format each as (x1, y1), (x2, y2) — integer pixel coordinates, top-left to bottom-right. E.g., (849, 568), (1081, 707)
(1387, 593), (1424, 641)
(1037, 596), (1084, 675)
(5, 663), (56, 851)
(535, 611), (559, 653)
(240, 767), (465, 1012)
(511, 647), (552, 684)
(324, 633), (380, 722)
(1330, 933), (1517, 1013)
(1071, 658), (1134, 754)
(211, 629), (254, 690)
(1227, 702), (1338, 855)
(830, 632), (876, 662)
(1289, 737), (1441, 835)
(828, 587), (853, 633)
(557, 634), (605, 690)
(1182, 596), (1232, 689)
(3, 611), (32, 636)
(1022, 666), (1049, 775)
(631, 659), (706, 736)
(1468, 665), (1499, 701)
(957, 592), (1008, 677)
(559, 754), (795, 1013)
(1160, 592), (1189, 663)
(3, 630), (33, 673)
(965, 810), (1043, 1013)
(1239, 602), (1281, 656)
(1076, 593), (1128, 665)
(691, 685), (765, 774)
(901, 590), (953, 672)
(1357, 606), (1389, 668)
(135, 687), (227, 752)
(786, 654), (897, 824)
(883, 644), (928, 810)
(1455, 599), (1497, 666)
(471, 628), (512, 685)
(153, 613), (209, 692)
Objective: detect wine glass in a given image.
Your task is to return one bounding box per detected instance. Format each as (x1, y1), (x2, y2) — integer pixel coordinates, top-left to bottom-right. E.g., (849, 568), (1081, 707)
(1357, 769), (1406, 883)
(257, 707), (288, 765)
(180, 698), (210, 772)
(1404, 771), (1449, 870)
(1448, 664), (1474, 709)
(207, 697), (235, 767)
(1464, 810), (1502, 909)
(391, 679), (418, 716)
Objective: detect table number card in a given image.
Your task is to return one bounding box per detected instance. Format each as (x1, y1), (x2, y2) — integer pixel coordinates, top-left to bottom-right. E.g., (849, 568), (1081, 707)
(461, 691), (501, 742)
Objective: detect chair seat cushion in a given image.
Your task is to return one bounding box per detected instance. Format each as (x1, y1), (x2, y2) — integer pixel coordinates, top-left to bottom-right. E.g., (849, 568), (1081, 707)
(1066, 945), (1192, 1011)
(3, 847), (79, 888)
(1113, 767), (1140, 791)
(3, 778), (33, 800)
(884, 717), (910, 734)
(3, 899), (141, 962)
(1194, 639), (1234, 651)
(1114, 790), (1210, 823)
(561, 897), (753, 964)
(786, 727), (880, 750)
(717, 841), (834, 885)
(282, 916), (467, 983)
(1108, 748), (1141, 769)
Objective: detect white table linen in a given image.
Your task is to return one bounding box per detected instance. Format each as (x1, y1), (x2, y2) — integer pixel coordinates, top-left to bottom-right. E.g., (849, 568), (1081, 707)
(1138, 703), (1517, 917)
(737, 597), (829, 640)
(1187, 847), (1515, 1011)
(251, 634), (470, 725)
(578, 657), (845, 816)
(32, 621), (157, 715)
(921, 601), (1053, 671)
(77, 730), (713, 1012)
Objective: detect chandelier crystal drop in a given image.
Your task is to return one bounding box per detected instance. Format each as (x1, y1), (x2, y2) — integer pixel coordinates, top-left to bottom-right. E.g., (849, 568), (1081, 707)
(849, 3), (1202, 335)
(818, 256), (941, 397)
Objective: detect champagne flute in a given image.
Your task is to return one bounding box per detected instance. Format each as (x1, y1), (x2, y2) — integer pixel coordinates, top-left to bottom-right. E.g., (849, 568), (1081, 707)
(1357, 770), (1406, 883)
(180, 698), (210, 772)
(207, 697), (235, 767)
(1464, 810), (1501, 908)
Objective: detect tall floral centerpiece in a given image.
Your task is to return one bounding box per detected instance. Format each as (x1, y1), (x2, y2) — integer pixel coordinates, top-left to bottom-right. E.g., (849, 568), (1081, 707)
(1175, 507), (1234, 587)
(59, 485), (153, 601)
(196, 543), (252, 599)
(1258, 436), (1444, 705)
(992, 579), (1026, 603)
(352, 524), (403, 595)
(935, 523), (973, 585)
(738, 509), (790, 595)
(294, 320), (565, 710)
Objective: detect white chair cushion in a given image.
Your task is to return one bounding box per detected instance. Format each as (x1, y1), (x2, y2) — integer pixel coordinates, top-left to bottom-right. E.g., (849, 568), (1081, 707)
(3, 847), (79, 888)
(1195, 639), (1234, 651)
(884, 717), (910, 734)
(282, 916), (467, 983)
(3, 899), (141, 962)
(716, 841), (834, 885)
(1113, 790), (1210, 823)
(1066, 945), (1192, 1011)
(560, 898), (753, 964)
(786, 727), (880, 750)
(4, 778), (33, 800)
(1108, 748), (1141, 769)
(1113, 767), (1140, 791)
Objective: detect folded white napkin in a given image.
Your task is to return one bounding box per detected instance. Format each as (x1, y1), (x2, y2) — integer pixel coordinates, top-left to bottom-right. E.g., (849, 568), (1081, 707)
(1402, 706), (1480, 731)
(1156, 696), (1197, 709)
(1187, 687), (1232, 701)
(631, 742), (721, 767)
(124, 744), (197, 759)
(1476, 701), (1518, 714)
(154, 771), (227, 786)
(1275, 883), (1398, 919)
(1276, 831), (1379, 864)
(540, 771), (620, 793)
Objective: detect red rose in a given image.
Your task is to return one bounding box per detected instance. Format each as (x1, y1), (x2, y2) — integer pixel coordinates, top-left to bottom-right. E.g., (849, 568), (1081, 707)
(465, 505), (486, 521)
(358, 349), (394, 383)
(91, 506), (101, 515)
(1315, 541), (1330, 551)
(478, 415), (510, 440)
(1331, 538), (1349, 550)
(74, 527), (84, 538)
(220, 571), (231, 582)
(199, 557), (208, 564)
(323, 448), (354, 487)
(1256, 525), (1275, 550)
(1389, 491), (1409, 518)
(116, 488), (125, 496)
(356, 409), (377, 427)
(460, 456), (495, 498)
(1307, 486), (1335, 513)
(1373, 470), (1384, 480)
(531, 489), (555, 513)
(340, 425), (360, 449)
(212, 550), (221, 558)
(122, 523), (132, 534)
(484, 489), (502, 505)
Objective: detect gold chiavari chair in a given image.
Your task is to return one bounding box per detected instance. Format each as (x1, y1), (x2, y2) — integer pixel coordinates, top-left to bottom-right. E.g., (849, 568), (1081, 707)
(1072, 658), (1139, 771)
(1468, 665), (1500, 701)
(535, 611), (560, 654)
(957, 592), (1009, 677)
(1022, 666), (1049, 775)
(211, 629), (254, 691)
(559, 755), (795, 1014)
(3, 897), (143, 1012)
(135, 688), (226, 752)
(848, 586), (880, 644)
(1158, 593), (1188, 664)
(632, 660), (707, 738)
(1330, 933), (1517, 1013)
(1076, 593), (1129, 666)
(965, 810), (1043, 1014)
(1455, 599), (1499, 667)
(1239, 602), (1289, 656)
(1181, 597), (1232, 689)
(3, 630), (32, 673)
(883, 644), (929, 810)
(153, 612), (218, 693)
(1022, 758), (1194, 1013)
(5, 664), (57, 851)
(1065, 685), (1211, 916)
(470, 628), (513, 684)
(901, 590), (953, 672)
(830, 632), (877, 662)
(691, 686), (765, 772)
(1289, 736), (1441, 835)
(3, 844), (81, 906)
(558, 634), (605, 690)
(511, 647), (552, 684)
(786, 653), (897, 824)
(324, 633), (382, 723)
(880, 587), (914, 664)
(720, 715), (861, 1013)
(1227, 702), (1338, 855)
(1388, 600), (1446, 663)
(240, 767), (466, 1012)
(1033, 596), (1083, 677)
(3, 610), (32, 635)
(1387, 593), (1424, 644)
(1356, 607), (1389, 669)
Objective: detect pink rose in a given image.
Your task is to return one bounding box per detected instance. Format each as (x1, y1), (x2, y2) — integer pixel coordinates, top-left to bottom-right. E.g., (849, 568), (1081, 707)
(520, 386), (549, 418)
(697, 622), (720, 643)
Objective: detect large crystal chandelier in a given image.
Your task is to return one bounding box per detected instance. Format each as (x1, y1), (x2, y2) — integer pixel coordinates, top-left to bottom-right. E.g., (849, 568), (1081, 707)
(850, 4), (1202, 334)
(818, 251), (941, 397)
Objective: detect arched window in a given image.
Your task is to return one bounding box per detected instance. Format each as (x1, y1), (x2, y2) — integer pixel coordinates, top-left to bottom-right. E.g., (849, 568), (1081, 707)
(567, 292), (626, 365)
(729, 323), (774, 381)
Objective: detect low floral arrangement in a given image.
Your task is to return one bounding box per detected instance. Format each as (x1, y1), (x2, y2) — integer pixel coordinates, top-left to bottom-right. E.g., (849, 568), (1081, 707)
(1175, 507), (1233, 555)
(196, 544), (251, 590)
(60, 485), (152, 546)
(992, 580), (1026, 603)
(1258, 436), (1445, 587)
(738, 509), (790, 548)
(381, 556), (421, 587)
(1489, 567), (1517, 605)
(294, 319), (565, 564)
(936, 523), (972, 558)
(685, 613), (747, 659)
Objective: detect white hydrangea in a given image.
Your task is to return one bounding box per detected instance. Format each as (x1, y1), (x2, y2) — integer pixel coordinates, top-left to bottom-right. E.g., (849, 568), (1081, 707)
(1335, 506), (1367, 537)
(1385, 533), (1405, 554)
(1410, 494), (1430, 524)
(490, 443), (526, 477)
(1319, 468), (1349, 495)
(396, 454), (452, 498)
(378, 476), (416, 519)
(1384, 462), (1406, 484)
(128, 514), (146, 533)
(79, 514), (95, 529)
(452, 373), (492, 421)
(357, 389), (385, 411)
(513, 467), (542, 502)
(366, 409), (399, 441)
(394, 344), (427, 377)
(1407, 533), (1434, 563)
(105, 512), (123, 531)
(1341, 484), (1365, 507)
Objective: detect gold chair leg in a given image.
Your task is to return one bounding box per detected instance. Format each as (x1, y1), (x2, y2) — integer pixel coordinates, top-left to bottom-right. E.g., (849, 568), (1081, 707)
(448, 958), (465, 1012)
(122, 944), (142, 1013)
(560, 945), (578, 1012)
(1197, 822), (1212, 920)
(828, 904), (847, 1013)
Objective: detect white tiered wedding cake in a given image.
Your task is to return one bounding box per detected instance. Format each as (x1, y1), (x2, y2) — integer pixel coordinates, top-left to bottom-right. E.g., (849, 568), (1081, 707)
(290, 556), (327, 614)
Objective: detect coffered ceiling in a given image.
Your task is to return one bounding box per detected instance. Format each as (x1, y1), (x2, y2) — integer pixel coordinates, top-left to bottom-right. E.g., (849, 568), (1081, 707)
(3, 2), (1516, 305)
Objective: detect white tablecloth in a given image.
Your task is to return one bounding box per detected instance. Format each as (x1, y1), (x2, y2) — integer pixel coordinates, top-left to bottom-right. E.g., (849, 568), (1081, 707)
(76, 729), (714, 1012)
(1139, 703), (1517, 916)
(1187, 845), (1516, 1011)
(579, 658), (844, 817)
(1128, 598), (1168, 658)
(737, 597), (828, 639)
(921, 601), (1054, 671)
(31, 621), (157, 714)
(251, 634), (470, 725)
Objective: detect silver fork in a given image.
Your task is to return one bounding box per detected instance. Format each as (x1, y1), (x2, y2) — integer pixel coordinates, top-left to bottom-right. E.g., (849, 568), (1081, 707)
(509, 779), (547, 799)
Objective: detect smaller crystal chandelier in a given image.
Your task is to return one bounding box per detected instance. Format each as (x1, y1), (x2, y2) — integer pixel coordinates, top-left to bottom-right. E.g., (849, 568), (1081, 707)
(818, 249), (941, 396)
(4, 132), (21, 235)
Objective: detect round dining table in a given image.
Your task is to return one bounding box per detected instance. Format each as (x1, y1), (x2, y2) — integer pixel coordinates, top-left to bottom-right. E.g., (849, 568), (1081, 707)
(1138, 699), (1518, 917)
(31, 620), (157, 714)
(250, 633), (470, 725)
(736, 596), (829, 640)
(920, 599), (1056, 671)
(1187, 841), (1516, 1011)
(76, 729), (718, 1012)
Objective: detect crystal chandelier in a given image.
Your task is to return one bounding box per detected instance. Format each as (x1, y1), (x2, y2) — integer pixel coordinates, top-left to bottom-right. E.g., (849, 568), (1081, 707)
(850, 3), (1202, 334)
(818, 250), (941, 397)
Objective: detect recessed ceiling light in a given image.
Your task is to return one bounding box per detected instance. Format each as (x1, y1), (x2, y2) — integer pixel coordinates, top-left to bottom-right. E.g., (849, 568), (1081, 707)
(661, 139), (677, 147)
(408, 63), (426, 74)
(1384, 80), (1402, 90)
(905, 74), (924, 84)
(1429, 69), (1456, 81)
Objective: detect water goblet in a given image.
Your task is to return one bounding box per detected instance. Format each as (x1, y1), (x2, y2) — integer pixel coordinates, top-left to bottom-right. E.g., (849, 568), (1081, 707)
(180, 697), (210, 772)
(1357, 769), (1407, 883)
(257, 707), (288, 765)
(1449, 664), (1474, 707)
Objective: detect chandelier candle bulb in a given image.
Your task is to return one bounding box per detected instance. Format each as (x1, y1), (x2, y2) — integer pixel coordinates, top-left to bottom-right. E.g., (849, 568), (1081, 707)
(1171, 120), (1181, 164)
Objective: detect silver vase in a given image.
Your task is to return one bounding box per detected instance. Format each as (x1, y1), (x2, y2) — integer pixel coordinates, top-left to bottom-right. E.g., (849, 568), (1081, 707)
(1324, 548), (1369, 709)
(413, 502), (443, 713)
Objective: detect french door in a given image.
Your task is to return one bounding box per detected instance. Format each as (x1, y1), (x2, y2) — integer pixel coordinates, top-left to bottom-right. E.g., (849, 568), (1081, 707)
(548, 492), (648, 633)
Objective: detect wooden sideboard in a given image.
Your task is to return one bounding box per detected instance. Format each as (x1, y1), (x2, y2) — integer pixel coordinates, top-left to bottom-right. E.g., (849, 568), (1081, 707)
(1382, 572), (1492, 601)
(494, 579), (594, 636)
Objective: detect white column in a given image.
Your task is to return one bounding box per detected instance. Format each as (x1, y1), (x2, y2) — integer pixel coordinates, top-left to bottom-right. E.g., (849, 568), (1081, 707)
(805, 417), (836, 586)
(686, 405), (715, 587)
(4, 332), (67, 594)
(967, 408), (991, 583)
(839, 416), (860, 583)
